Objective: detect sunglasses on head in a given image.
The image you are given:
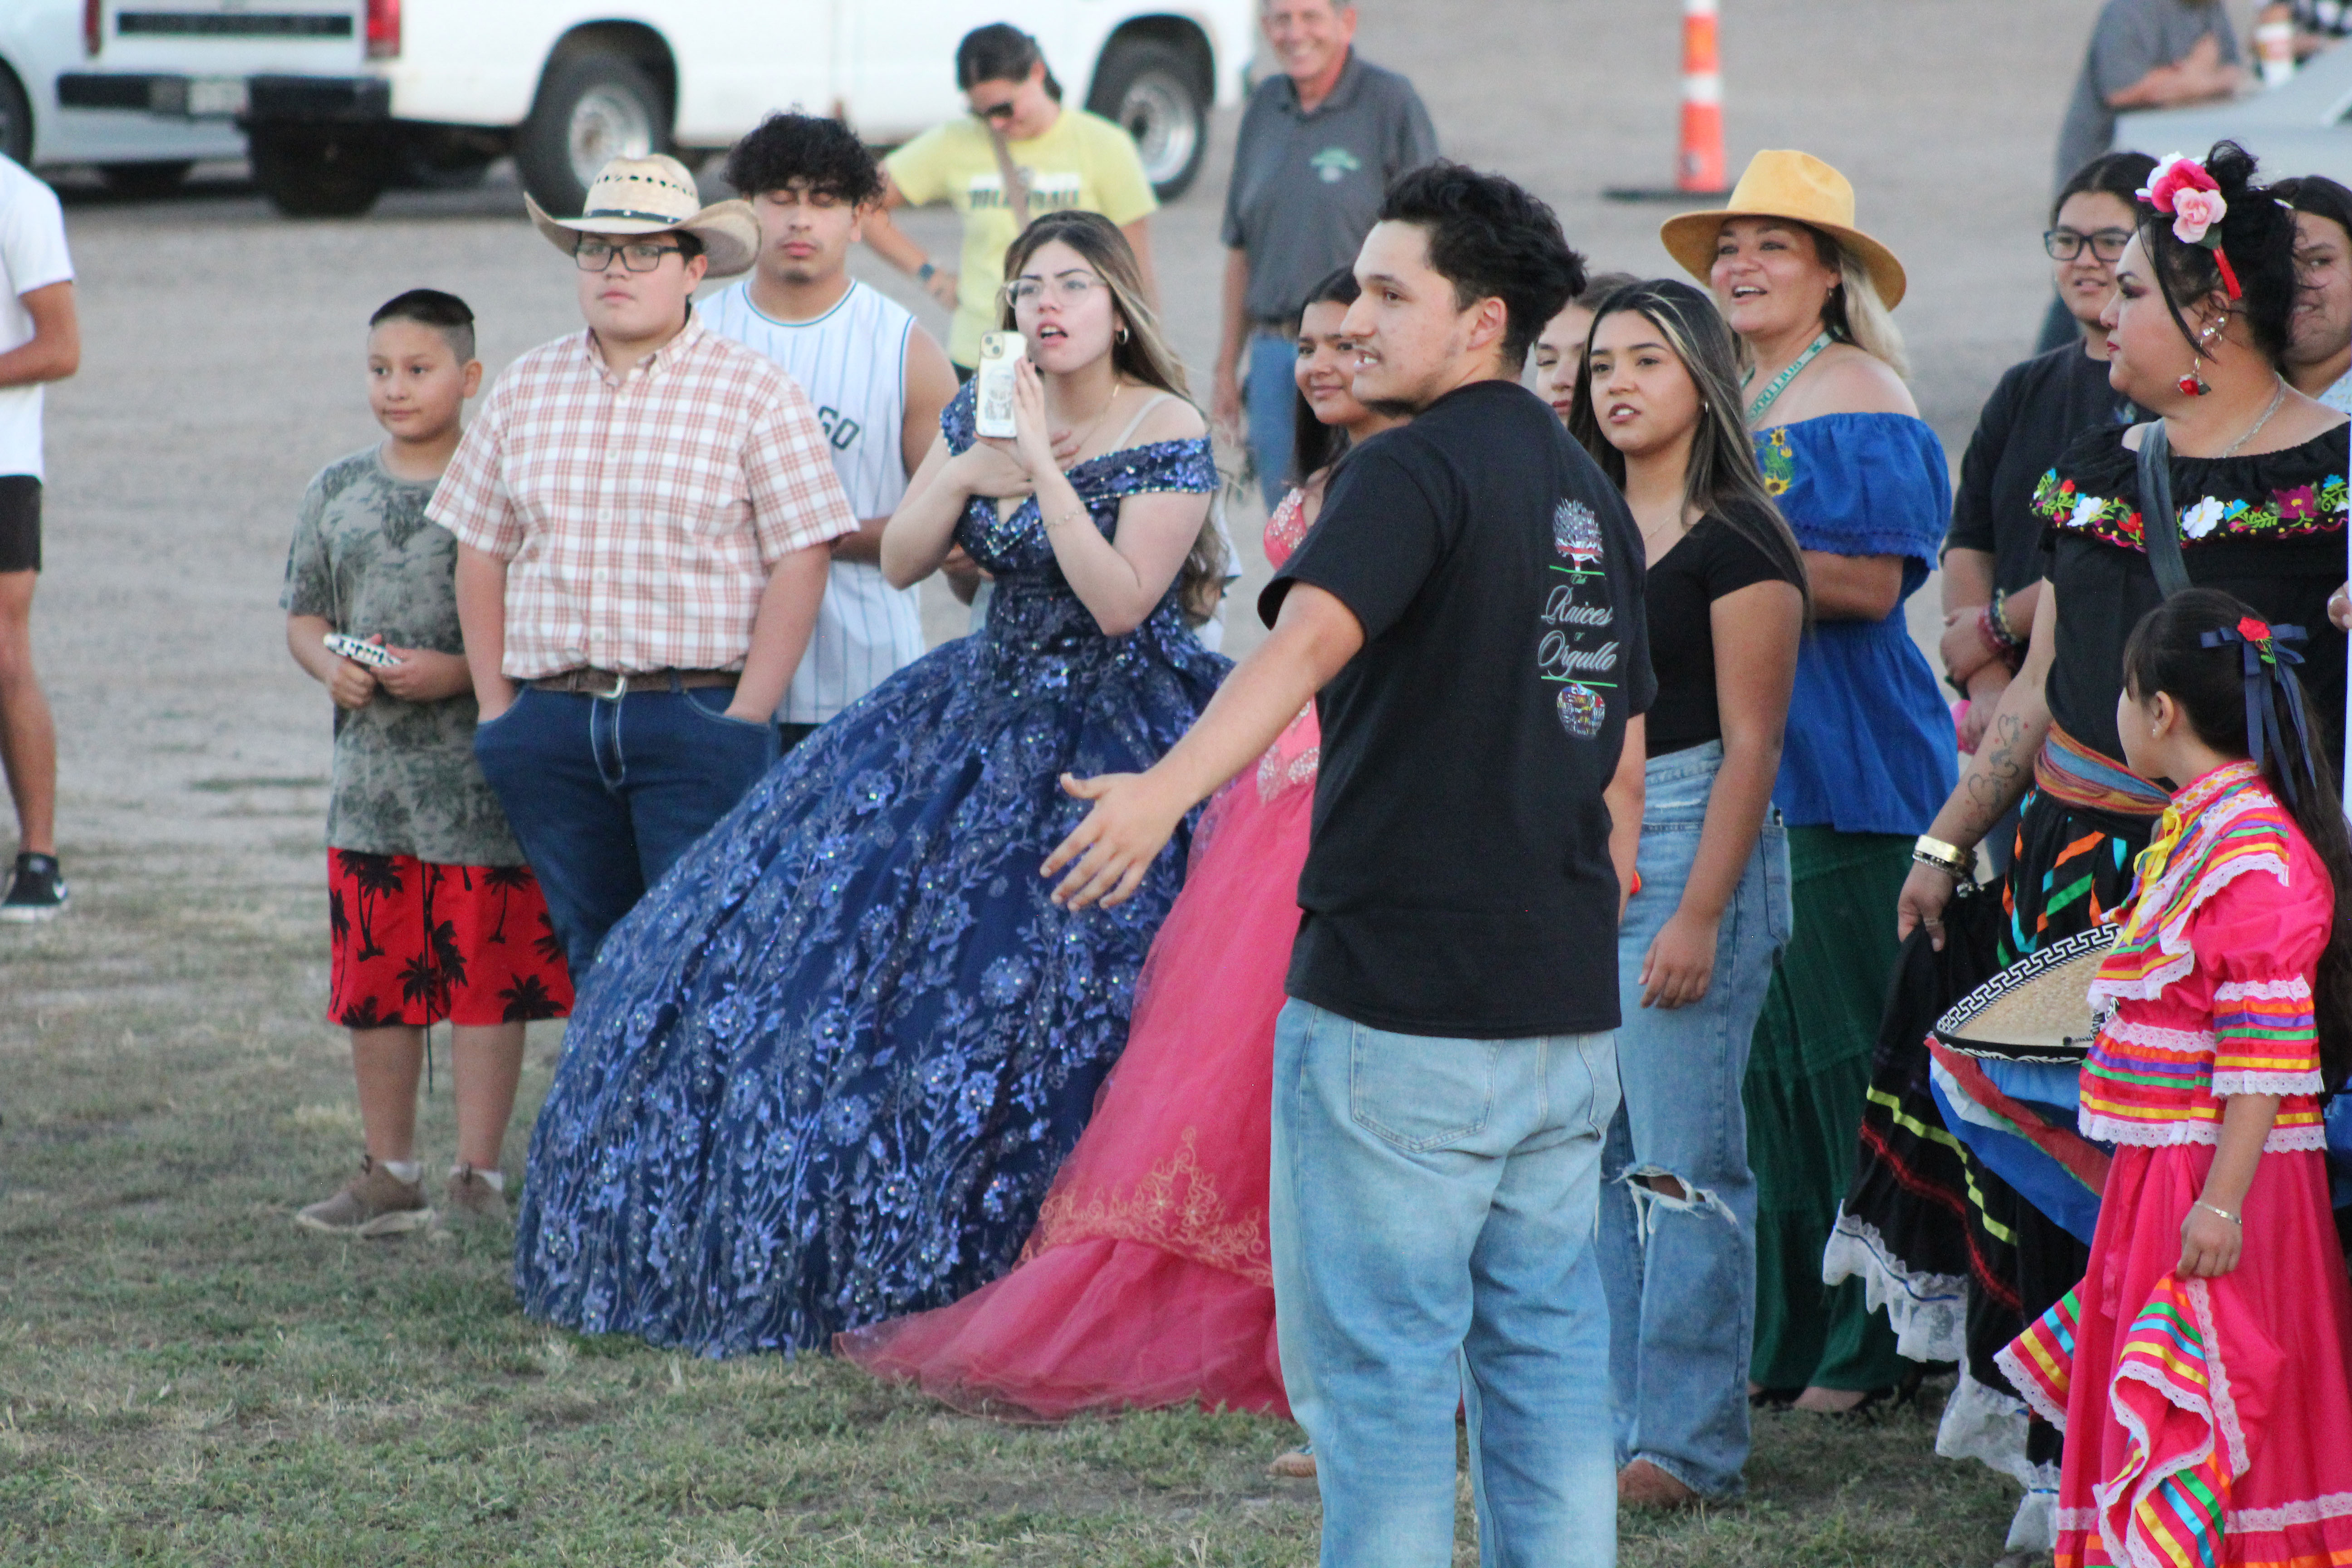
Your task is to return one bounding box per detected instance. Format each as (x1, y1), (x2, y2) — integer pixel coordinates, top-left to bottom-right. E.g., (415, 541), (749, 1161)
(971, 99), (1019, 124)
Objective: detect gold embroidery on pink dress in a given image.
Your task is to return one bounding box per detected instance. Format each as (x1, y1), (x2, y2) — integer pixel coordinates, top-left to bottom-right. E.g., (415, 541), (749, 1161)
(1022, 1126), (1272, 1285)
(1265, 488), (1310, 567)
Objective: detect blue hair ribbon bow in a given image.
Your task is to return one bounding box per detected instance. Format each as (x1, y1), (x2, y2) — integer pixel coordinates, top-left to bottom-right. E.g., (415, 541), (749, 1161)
(2199, 618), (2315, 804)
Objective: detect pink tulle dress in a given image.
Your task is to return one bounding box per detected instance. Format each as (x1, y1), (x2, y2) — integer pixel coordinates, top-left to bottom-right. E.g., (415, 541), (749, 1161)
(1997, 761), (2352, 1567)
(836, 490), (1322, 1420)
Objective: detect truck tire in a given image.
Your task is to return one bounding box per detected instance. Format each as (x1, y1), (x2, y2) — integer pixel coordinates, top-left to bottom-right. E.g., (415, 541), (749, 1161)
(516, 51), (669, 217)
(1088, 37), (1209, 201)
(0, 66), (30, 167)
(251, 126), (387, 218)
(100, 161), (194, 199)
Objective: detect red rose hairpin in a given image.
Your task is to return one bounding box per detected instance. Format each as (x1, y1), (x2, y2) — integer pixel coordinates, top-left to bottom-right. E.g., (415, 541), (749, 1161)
(2200, 616), (2315, 802)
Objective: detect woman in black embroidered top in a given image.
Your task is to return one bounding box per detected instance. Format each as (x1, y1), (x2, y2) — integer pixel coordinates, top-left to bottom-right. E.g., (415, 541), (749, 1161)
(1897, 139), (2348, 1524)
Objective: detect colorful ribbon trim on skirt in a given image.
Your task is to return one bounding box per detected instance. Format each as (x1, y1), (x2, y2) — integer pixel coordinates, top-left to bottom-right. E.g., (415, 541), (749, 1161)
(2034, 722), (2171, 819)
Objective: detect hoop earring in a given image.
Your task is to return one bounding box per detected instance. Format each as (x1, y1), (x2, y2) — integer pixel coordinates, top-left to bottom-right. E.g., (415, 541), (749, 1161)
(1117, 325), (1130, 344)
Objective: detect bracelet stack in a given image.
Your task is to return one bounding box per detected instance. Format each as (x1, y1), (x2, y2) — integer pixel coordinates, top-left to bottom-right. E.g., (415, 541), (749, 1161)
(1979, 592), (2023, 670)
(1913, 833), (1972, 879)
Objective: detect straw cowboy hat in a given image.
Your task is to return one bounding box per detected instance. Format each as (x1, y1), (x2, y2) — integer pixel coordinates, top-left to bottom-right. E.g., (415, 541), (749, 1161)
(1660, 149), (1907, 310)
(525, 153), (759, 280)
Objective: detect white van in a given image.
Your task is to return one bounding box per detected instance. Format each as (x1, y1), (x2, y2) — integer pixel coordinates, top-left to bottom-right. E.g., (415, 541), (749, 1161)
(64, 1), (1255, 217)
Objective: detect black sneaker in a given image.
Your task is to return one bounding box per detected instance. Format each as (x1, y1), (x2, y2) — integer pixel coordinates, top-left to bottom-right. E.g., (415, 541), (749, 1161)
(0, 853), (68, 921)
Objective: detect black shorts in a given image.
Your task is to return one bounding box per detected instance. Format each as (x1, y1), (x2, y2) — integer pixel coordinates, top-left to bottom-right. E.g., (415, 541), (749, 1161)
(0, 476), (39, 573)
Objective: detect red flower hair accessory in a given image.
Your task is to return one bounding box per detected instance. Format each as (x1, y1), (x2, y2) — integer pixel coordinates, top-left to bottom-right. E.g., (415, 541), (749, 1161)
(2139, 153), (2233, 276)
(2237, 614), (2273, 644)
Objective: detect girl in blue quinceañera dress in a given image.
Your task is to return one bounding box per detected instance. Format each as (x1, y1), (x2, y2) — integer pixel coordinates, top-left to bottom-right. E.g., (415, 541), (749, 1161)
(512, 213), (1229, 1356)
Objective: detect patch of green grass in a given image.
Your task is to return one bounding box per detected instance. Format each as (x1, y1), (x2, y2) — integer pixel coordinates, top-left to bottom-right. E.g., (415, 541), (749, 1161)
(0, 845), (2026, 1564)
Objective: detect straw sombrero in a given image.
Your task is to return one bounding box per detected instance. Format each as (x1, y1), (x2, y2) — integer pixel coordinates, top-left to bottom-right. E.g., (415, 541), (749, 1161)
(526, 153), (758, 280)
(1933, 926), (2117, 1064)
(1660, 149), (1907, 310)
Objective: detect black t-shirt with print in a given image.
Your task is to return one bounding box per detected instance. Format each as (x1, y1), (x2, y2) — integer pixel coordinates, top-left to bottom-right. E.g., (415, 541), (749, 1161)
(1261, 378), (1655, 1039)
(1644, 505), (1802, 757)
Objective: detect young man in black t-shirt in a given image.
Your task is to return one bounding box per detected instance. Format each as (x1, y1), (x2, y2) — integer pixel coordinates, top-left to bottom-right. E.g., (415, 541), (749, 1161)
(1044, 162), (1651, 1567)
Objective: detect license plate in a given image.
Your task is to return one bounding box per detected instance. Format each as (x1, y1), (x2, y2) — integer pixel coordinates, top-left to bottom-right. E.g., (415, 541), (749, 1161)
(187, 76), (248, 117)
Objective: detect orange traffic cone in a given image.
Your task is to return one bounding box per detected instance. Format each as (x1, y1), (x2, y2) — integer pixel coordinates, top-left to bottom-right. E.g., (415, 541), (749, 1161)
(1677, 0), (1727, 193)
(1606, 0), (1732, 202)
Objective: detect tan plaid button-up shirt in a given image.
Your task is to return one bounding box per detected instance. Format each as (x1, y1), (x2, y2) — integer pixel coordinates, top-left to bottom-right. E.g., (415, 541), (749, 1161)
(429, 318), (857, 679)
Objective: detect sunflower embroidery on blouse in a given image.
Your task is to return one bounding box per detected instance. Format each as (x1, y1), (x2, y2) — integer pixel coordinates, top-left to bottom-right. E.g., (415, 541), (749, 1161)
(1759, 428), (1794, 496)
(2032, 468), (2347, 551)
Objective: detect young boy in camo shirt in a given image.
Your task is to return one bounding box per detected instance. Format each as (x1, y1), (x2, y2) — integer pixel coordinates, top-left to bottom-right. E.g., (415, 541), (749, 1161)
(281, 289), (571, 1237)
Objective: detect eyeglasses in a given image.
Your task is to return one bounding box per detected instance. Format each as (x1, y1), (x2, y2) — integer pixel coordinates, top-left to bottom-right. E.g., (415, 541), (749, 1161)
(2043, 227), (2132, 262)
(1007, 274), (1106, 307)
(970, 99), (1019, 124)
(573, 239), (686, 273)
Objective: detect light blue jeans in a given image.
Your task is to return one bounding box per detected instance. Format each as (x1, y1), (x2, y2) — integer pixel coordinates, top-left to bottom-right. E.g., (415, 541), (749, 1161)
(1598, 741), (1792, 1499)
(1246, 330), (1298, 510)
(1271, 998), (1621, 1568)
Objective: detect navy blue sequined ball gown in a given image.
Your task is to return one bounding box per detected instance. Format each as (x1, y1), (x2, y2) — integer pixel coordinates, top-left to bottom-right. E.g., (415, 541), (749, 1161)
(512, 384), (1229, 1355)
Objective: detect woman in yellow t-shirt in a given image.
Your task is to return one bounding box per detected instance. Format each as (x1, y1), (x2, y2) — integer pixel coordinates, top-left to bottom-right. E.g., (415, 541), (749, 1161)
(865, 24), (1159, 373)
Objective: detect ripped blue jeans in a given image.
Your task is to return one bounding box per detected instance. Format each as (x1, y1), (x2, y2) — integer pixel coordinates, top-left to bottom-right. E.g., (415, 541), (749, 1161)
(1598, 740), (1791, 1499)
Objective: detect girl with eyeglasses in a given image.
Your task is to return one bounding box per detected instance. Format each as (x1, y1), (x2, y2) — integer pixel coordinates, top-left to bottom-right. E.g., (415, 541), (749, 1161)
(1940, 154), (2154, 766)
(511, 213), (1230, 1357)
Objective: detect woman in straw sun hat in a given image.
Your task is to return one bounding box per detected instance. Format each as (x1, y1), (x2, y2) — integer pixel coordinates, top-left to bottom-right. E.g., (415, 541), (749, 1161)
(1662, 149), (1955, 1416)
(524, 152), (759, 279)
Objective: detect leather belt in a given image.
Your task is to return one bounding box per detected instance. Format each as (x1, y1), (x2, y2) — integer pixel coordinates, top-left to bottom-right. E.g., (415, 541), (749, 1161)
(529, 667), (736, 698)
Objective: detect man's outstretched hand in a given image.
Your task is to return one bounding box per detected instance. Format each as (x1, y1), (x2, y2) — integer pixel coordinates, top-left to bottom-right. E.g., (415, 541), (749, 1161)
(1042, 770), (1189, 909)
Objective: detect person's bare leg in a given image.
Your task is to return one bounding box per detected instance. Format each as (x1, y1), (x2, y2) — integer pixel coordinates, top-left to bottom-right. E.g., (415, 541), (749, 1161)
(450, 1021), (526, 1171)
(0, 569), (57, 854)
(351, 1025), (425, 1161)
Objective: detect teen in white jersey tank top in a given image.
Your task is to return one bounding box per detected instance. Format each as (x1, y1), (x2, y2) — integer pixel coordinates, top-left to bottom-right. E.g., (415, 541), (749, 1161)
(708, 115), (960, 741)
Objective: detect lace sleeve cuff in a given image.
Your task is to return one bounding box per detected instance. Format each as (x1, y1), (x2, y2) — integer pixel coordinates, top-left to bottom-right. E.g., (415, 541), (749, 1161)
(2210, 1068), (2325, 1098)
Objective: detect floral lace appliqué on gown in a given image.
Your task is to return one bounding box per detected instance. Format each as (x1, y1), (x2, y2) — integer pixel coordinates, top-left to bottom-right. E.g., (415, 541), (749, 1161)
(511, 383), (1228, 1356)
(840, 485), (1323, 1418)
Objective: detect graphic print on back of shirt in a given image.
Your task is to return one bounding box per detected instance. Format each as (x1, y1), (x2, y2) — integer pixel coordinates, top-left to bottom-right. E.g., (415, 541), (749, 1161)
(1538, 495), (1619, 737)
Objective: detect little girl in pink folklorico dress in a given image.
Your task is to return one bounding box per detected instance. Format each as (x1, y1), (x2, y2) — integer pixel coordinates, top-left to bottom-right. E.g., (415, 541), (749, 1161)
(1998, 592), (2352, 1568)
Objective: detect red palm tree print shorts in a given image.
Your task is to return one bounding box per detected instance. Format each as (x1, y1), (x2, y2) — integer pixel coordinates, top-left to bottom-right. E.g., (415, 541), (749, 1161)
(327, 851), (573, 1029)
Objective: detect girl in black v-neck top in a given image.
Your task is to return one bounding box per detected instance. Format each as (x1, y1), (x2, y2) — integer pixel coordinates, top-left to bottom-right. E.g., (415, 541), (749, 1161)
(1566, 277), (1808, 1504)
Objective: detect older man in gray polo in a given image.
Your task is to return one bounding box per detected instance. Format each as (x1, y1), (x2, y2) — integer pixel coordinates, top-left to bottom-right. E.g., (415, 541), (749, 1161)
(1211, 0), (1437, 508)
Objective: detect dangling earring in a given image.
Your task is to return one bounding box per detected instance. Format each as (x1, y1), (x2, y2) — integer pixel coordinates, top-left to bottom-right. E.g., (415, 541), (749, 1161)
(2180, 317), (2222, 397)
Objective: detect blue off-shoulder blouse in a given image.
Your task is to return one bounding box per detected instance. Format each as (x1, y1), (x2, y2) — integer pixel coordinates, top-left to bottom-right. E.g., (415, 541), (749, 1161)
(1756, 412), (1958, 834)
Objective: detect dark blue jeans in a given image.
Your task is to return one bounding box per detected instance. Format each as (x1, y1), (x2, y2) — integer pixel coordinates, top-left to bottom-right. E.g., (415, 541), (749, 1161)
(473, 683), (777, 975)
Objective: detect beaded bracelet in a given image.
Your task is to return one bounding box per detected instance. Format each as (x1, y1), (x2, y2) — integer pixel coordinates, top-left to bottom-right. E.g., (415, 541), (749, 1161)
(1988, 590), (2024, 651)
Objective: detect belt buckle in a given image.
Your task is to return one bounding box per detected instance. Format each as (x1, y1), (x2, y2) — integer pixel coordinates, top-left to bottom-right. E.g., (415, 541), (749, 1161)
(598, 671), (629, 700)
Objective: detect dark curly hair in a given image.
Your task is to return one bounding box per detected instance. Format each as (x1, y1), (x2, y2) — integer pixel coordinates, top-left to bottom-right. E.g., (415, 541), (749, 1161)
(2139, 140), (2298, 367)
(1376, 161), (1586, 371)
(722, 112), (882, 206)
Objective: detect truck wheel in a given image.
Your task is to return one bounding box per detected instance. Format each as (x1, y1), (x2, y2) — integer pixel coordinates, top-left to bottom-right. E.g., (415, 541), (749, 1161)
(0, 67), (30, 167)
(100, 161), (194, 199)
(1088, 37), (1209, 201)
(251, 127), (387, 218)
(516, 52), (668, 217)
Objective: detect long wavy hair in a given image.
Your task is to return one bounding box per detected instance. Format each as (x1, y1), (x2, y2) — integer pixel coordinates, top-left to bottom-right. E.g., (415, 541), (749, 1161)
(997, 210), (1227, 620)
(1567, 277), (1811, 622)
(2122, 588), (2352, 1087)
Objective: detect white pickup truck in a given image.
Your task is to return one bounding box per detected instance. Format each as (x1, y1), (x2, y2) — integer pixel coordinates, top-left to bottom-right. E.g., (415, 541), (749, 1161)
(58, 0), (1255, 216)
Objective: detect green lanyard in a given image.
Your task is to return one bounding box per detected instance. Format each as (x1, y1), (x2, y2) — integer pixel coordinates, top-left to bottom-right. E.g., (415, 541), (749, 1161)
(1744, 332), (1832, 423)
